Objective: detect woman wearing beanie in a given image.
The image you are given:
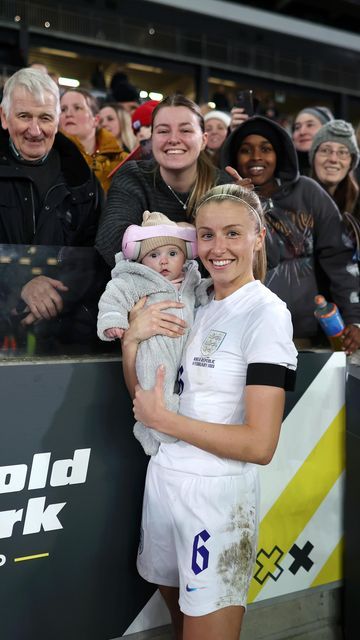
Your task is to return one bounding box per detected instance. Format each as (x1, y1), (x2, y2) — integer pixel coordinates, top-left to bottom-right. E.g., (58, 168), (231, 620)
(221, 115), (360, 353)
(97, 209), (205, 456)
(204, 110), (231, 167)
(310, 120), (360, 216)
(310, 119), (360, 262)
(96, 94), (250, 267)
(292, 105), (334, 176)
(99, 102), (137, 153)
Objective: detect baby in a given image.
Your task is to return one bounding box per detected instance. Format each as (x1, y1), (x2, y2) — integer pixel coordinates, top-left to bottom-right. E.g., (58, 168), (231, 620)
(97, 210), (207, 455)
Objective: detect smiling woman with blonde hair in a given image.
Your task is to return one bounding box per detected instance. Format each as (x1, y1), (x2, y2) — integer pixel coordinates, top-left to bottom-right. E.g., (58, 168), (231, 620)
(120, 183), (297, 640)
(99, 102), (137, 153)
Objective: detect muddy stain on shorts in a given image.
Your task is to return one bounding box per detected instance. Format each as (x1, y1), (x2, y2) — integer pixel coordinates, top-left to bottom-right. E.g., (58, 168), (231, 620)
(226, 504), (255, 533)
(216, 503), (257, 606)
(217, 531), (253, 585)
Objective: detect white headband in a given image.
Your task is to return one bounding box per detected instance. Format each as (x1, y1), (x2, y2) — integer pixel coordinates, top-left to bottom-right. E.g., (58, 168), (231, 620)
(197, 194), (265, 231)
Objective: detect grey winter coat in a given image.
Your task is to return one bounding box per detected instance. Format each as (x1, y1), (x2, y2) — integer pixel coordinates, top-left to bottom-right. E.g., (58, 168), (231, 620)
(97, 253), (207, 455)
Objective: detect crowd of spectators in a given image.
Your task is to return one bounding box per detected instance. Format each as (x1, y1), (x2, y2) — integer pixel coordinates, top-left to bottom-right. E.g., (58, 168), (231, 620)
(0, 63), (359, 356)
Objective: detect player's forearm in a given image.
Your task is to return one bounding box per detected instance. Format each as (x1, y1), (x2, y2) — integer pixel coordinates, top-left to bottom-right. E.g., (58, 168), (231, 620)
(153, 407), (282, 465)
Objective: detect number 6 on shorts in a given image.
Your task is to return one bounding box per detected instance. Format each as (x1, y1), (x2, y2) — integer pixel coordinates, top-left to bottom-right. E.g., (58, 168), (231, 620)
(191, 529), (210, 575)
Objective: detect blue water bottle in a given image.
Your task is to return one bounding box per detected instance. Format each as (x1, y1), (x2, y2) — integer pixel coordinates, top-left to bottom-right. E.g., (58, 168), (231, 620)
(314, 295), (345, 351)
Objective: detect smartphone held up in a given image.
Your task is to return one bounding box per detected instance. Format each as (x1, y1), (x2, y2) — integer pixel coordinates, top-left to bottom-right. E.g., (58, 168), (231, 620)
(234, 89), (254, 116)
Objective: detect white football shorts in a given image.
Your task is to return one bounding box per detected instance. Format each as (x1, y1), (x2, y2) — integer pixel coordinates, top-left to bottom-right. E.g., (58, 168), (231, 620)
(137, 459), (259, 616)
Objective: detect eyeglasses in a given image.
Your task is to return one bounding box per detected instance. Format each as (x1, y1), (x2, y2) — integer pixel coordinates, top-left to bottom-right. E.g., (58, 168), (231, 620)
(317, 146), (351, 159)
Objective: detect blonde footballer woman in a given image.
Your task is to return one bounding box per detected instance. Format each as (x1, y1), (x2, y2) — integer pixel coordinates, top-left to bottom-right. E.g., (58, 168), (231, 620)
(121, 184), (297, 640)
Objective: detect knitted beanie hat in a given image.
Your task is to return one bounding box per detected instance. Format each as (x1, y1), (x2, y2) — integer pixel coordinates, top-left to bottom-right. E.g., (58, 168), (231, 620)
(309, 119), (360, 169)
(110, 72), (139, 102)
(228, 116), (283, 174)
(131, 100), (160, 132)
(296, 106), (334, 126)
(204, 110), (231, 128)
(138, 211), (187, 262)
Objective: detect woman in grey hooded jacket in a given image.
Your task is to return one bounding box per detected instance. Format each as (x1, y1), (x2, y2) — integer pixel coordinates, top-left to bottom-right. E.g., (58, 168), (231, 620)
(221, 115), (360, 352)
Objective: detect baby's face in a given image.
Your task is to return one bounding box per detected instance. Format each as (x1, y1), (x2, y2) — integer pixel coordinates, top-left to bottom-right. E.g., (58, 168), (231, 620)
(141, 244), (185, 280)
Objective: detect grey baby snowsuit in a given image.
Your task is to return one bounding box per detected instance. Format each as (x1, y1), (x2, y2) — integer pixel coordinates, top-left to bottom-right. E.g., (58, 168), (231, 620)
(97, 252), (207, 455)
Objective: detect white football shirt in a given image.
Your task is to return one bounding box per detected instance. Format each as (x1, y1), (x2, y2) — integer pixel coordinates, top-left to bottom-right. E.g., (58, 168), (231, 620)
(155, 280), (297, 475)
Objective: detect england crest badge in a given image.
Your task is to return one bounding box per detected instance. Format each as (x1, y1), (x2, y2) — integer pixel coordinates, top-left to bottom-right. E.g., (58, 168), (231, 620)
(201, 330), (226, 356)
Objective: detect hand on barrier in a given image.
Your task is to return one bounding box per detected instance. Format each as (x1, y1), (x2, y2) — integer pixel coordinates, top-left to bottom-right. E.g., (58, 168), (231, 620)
(19, 276), (69, 323)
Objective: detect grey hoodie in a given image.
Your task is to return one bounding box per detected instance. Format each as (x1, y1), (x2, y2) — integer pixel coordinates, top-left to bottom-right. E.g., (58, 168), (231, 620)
(221, 116), (360, 339)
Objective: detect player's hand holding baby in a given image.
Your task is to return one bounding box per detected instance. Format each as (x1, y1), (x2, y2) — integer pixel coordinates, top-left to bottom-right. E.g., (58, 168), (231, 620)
(123, 298), (187, 346)
(133, 364), (168, 431)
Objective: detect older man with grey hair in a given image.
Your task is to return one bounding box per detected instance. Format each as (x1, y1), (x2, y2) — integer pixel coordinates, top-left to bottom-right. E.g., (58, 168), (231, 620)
(0, 68), (105, 344)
